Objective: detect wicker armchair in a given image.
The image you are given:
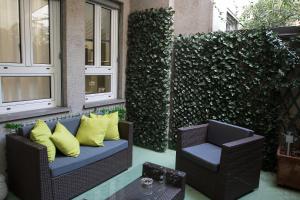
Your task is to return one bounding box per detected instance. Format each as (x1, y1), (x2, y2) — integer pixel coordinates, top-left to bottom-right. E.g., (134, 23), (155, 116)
(176, 120), (264, 200)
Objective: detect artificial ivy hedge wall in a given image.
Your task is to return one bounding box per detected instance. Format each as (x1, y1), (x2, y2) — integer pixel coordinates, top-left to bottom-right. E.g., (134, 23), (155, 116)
(170, 30), (298, 170)
(126, 8), (174, 152)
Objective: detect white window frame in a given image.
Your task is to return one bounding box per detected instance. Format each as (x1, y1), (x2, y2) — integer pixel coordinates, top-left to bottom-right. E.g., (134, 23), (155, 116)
(85, 2), (118, 103)
(226, 10), (238, 31)
(0, 0), (61, 114)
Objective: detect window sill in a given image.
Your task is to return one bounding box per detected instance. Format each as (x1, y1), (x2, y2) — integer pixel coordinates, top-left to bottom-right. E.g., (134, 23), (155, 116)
(0, 107), (70, 123)
(84, 99), (125, 109)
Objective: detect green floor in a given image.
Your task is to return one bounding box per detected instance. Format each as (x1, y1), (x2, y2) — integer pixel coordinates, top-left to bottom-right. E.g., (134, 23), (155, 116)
(131, 146), (300, 200)
(7, 146), (300, 200)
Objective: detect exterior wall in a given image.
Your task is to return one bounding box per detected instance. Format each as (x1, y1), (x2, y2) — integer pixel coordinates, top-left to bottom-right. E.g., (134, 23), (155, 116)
(129, 0), (213, 35)
(130, 0), (171, 12)
(173, 0), (213, 35)
(212, 0), (238, 31)
(117, 0), (130, 98)
(62, 0), (86, 112)
(212, 0), (254, 31)
(0, 0), (129, 175)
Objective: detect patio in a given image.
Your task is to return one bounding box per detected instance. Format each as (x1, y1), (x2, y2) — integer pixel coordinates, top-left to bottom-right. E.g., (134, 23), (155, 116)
(1, 1), (300, 200)
(5, 146), (300, 200)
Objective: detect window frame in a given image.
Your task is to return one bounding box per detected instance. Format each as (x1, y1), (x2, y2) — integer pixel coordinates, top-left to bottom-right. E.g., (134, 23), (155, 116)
(85, 2), (118, 103)
(0, 0), (61, 114)
(226, 11), (238, 31)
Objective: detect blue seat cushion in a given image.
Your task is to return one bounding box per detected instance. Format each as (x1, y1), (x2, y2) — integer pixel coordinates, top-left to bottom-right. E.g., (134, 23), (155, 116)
(182, 143), (221, 172)
(49, 140), (128, 177)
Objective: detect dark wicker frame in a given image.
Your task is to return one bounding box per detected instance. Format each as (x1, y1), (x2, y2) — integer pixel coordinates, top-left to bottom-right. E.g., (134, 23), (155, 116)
(142, 162), (186, 200)
(176, 123), (264, 200)
(6, 120), (133, 200)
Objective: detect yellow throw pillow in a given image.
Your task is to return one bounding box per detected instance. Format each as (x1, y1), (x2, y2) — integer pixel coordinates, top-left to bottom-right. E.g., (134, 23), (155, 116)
(90, 112), (120, 140)
(30, 120), (56, 162)
(50, 122), (80, 157)
(76, 115), (109, 146)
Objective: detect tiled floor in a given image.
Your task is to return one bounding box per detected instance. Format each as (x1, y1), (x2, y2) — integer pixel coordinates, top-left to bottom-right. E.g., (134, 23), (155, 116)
(7, 146), (300, 200)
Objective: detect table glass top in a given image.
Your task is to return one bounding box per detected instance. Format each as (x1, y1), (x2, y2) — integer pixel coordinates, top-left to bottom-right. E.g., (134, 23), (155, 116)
(73, 164), (143, 200)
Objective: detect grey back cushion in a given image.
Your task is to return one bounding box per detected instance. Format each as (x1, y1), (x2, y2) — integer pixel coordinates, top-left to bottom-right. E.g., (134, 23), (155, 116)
(207, 120), (254, 146)
(59, 117), (81, 135)
(19, 116), (81, 137)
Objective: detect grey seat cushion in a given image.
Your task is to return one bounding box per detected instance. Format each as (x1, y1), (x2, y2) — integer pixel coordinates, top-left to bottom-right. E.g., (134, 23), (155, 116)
(49, 140), (128, 177)
(207, 120), (254, 146)
(182, 143), (221, 172)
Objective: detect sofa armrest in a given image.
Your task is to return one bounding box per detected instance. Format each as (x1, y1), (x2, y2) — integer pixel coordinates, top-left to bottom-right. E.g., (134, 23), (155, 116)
(6, 134), (52, 200)
(219, 134), (264, 172)
(177, 124), (208, 150)
(118, 120), (133, 167)
(119, 120), (133, 142)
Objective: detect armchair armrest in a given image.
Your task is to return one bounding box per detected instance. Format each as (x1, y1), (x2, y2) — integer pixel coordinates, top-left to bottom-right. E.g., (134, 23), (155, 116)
(177, 124), (208, 150)
(219, 134), (264, 172)
(222, 134), (264, 150)
(118, 120), (133, 167)
(6, 134), (52, 200)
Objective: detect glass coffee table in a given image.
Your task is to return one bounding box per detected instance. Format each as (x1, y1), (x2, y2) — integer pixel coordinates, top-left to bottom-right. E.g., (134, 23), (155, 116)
(73, 162), (186, 200)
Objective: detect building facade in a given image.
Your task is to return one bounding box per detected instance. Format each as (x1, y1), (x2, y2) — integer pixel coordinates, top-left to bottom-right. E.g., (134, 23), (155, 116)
(0, 0), (250, 175)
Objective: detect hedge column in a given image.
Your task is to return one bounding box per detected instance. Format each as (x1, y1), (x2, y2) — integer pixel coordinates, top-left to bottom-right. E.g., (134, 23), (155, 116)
(126, 8), (174, 152)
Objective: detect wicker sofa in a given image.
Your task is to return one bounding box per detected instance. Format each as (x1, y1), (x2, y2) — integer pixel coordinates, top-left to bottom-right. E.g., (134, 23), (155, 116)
(176, 120), (264, 200)
(6, 116), (133, 200)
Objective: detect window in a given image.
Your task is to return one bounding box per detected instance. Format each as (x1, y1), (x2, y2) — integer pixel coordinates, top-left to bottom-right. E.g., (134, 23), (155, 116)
(2, 76), (51, 103)
(0, 0), (60, 113)
(85, 75), (111, 94)
(226, 12), (238, 31)
(85, 2), (118, 102)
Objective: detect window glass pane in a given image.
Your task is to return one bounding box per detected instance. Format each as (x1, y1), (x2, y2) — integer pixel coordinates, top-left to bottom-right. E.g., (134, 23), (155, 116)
(32, 0), (50, 64)
(101, 8), (111, 66)
(85, 3), (94, 65)
(226, 13), (238, 31)
(1, 76), (51, 103)
(0, 0), (21, 63)
(85, 75), (111, 94)
(101, 41), (110, 66)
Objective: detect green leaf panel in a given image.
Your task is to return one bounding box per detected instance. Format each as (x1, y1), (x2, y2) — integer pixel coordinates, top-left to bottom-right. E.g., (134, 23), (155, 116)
(169, 29), (299, 171)
(126, 8), (174, 152)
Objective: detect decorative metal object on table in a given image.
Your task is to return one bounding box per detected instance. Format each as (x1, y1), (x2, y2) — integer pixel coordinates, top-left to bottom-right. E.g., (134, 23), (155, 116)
(106, 162), (186, 200)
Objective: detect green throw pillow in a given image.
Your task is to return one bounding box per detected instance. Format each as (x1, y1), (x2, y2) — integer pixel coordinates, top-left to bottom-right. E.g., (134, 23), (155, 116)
(76, 115), (109, 146)
(90, 112), (120, 140)
(50, 122), (80, 157)
(30, 120), (56, 162)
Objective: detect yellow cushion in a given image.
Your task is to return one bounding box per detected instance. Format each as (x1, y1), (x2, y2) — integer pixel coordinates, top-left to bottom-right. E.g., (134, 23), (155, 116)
(50, 122), (80, 157)
(76, 115), (109, 146)
(30, 120), (56, 162)
(90, 112), (120, 140)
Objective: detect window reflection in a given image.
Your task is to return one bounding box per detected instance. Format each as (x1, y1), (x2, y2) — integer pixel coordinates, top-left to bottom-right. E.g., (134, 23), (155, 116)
(85, 75), (111, 94)
(101, 8), (111, 66)
(1, 76), (51, 103)
(0, 0), (21, 63)
(85, 3), (94, 65)
(32, 0), (50, 64)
